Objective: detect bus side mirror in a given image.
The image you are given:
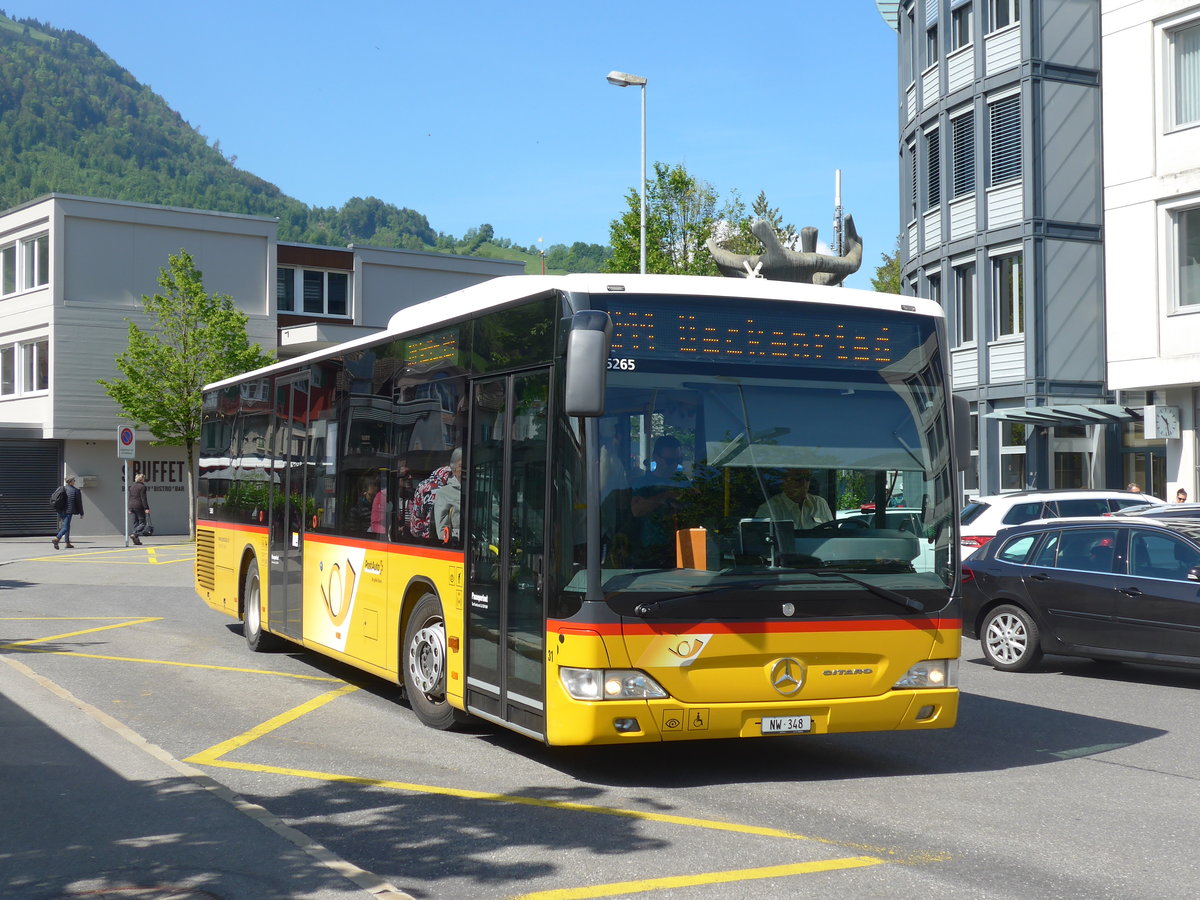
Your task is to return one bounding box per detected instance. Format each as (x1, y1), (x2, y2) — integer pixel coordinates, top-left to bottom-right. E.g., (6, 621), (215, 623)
(564, 310), (612, 417)
(952, 394), (971, 472)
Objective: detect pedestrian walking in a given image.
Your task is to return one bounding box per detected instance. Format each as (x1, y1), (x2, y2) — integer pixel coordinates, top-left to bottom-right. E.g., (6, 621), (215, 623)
(52, 476), (84, 549)
(128, 472), (150, 544)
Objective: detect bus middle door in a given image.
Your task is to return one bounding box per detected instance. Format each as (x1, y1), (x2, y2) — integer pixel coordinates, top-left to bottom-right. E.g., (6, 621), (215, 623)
(268, 372), (309, 641)
(465, 370), (549, 739)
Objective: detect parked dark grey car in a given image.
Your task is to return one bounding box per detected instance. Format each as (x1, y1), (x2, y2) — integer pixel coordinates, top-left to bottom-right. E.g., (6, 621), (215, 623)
(961, 517), (1200, 672)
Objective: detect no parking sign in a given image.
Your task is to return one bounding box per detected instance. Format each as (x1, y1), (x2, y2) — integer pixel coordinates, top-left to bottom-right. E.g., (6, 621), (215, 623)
(117, 425), (136, 459)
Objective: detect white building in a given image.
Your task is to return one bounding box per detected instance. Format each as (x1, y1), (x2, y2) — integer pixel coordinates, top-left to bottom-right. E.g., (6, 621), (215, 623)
(0, 194), (522, 537)
(1102, 0), (1200, 500)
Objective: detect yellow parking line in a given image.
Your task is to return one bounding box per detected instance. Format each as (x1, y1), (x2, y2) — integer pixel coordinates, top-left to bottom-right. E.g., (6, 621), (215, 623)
(186, 684), (362, 764)
(185, 691), (904, 851)
(0, 616), (342, 682)
(0, 617), (162, 647)
(20, 547), (195, 564)
(514, 856), (887, 899)
(10, 647), (345, 681)
(183, 689), (948, 896)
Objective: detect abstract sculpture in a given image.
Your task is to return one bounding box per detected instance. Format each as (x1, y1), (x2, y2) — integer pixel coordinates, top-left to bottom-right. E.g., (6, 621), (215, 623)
(706, 214), (863, 285)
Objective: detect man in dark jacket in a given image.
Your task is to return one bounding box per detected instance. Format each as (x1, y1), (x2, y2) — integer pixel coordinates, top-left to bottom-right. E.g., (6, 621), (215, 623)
(53, 476), (84, 550)
(128, 472), (150, 545)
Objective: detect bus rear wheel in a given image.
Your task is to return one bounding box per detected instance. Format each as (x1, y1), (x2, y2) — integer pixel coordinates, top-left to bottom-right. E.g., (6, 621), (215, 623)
(243, 562), (282, 652)
(403, 593), (465, 730)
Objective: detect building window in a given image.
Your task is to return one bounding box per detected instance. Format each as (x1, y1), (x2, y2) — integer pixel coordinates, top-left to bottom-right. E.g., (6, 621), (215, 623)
(0, 346), (13, 395)
(1000, 420), (1026, 491)
(0, 338), (49, 397)
(927, 272), (942, 305)
(1173, 22), (1200, 129)
(22, 234), (49, 290)
(276, 267), (295, 312)
(1176, 206), (1200, 307)
(989, 0), (1019, 32)
(22, 339), (48, 392)
(908, 140), (918, 222)
(1, 234), (48, 295)
(906, 7), (917, 83)
(963, 410), (979, 493)
(955, 262), (976, 345)
(926, 127), (941, 209)
(277, 267), (350, 317)
(926, 26), (939, 68)
(0, 243), (15, 295)
(989, 93), (1021, 185)
(993, 251), (1023, 337)
(951, 1), (973, 49)
(951, 112), (976, 197)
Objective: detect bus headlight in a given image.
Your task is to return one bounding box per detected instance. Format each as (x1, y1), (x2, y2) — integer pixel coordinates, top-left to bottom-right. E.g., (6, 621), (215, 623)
(893, 659), (958, 689)
(559, 667), (669, 701)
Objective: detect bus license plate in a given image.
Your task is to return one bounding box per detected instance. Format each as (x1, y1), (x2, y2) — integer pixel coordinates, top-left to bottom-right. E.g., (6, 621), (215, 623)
(762, 715), (812, 735)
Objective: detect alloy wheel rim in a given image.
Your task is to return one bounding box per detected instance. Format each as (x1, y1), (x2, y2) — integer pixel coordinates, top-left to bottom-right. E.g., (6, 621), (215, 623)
(985, 612), (1027, 664)
(409, 618), (446, 696)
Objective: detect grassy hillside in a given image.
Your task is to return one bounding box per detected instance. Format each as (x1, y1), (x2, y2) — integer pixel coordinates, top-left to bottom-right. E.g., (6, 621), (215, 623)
(0, 12), (610, 271)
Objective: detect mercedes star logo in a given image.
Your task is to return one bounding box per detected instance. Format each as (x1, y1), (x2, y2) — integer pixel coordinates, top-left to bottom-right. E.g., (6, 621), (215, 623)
(770, 657), (804, 696)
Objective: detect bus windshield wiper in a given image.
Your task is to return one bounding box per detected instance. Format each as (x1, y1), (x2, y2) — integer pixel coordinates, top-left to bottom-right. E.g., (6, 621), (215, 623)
(812, 571), (925, 613)
(632, 581), (780, 618)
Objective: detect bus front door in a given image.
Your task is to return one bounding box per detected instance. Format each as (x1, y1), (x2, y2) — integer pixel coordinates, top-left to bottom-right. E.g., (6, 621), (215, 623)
(466, 370), (549, 739)
(268, 373), (308, 641)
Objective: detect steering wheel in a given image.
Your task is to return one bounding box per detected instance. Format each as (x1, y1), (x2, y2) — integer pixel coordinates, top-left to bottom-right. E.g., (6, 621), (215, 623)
(812, 517), (871, 532)
(837, 518), (872, 530)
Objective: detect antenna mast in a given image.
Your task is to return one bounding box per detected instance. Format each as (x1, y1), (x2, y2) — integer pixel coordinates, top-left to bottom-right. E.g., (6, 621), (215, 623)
(833, 169), (844, 258)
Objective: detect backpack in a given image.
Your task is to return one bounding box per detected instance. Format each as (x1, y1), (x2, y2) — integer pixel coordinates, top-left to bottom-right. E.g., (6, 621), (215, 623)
(50, 485), (67, 512)
(406, 466), (452, 539)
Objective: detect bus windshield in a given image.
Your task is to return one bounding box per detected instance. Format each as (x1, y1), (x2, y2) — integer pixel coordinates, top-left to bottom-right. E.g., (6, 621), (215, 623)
(583, 297), (955, 605)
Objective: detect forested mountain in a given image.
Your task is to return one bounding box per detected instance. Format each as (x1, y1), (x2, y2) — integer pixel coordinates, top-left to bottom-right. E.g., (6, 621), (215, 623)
(0, 12), (609, 271)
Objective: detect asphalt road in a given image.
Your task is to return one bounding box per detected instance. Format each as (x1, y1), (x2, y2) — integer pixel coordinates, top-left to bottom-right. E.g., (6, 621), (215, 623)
(2, 542), (1199, 899)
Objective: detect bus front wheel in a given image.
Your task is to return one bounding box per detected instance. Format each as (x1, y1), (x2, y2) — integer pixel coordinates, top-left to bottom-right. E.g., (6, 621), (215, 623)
(403, 593), (464, 730)
(243, 562), (282, 652)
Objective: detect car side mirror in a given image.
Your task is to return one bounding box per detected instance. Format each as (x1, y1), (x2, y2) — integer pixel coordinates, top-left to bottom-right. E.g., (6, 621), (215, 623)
(1189, 566), (1200, 582)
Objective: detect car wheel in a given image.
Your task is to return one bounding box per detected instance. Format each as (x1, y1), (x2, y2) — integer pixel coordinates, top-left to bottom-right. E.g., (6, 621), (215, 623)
(243, 561), (283, 652)
(403, 593), (468, 730)
(980, 604), (1043, 672)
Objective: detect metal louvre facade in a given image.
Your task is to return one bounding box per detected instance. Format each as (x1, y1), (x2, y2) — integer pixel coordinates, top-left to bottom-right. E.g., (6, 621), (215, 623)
(0, 439), (63, 536)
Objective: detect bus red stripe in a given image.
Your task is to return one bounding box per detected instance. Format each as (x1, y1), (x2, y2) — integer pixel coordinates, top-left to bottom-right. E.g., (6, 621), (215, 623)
(548, 618), (961, 635)
(196, 521), (465, 561)
(198, 519), (269, 535)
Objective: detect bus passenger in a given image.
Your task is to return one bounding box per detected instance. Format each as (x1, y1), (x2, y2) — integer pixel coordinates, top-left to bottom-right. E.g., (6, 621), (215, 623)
(434, 448), (463, 544)
(368, 481), (388, 537)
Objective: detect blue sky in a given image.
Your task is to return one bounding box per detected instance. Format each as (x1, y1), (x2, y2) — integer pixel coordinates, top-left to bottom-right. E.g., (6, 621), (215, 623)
(12, 2), (902, 289)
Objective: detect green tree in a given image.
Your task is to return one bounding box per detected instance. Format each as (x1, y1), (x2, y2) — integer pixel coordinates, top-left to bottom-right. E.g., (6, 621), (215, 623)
(605, 161), (728, 275)
(870, 236), (903, 294)
(100, 250), (272, 537)
(718, 190), (798, 256)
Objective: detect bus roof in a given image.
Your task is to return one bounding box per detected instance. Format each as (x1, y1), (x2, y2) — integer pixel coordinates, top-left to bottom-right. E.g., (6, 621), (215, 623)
(206, 274), (943, 390)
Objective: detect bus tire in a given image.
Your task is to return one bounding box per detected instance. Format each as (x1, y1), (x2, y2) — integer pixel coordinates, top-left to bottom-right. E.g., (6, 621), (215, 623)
(403, 593), (465, 730)
(980, 603), (1043, 672)
(243, 561), (282, 652)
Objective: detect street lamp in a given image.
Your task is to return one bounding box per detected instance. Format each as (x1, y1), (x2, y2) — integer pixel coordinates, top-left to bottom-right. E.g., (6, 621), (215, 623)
(606, 70), (647, 275)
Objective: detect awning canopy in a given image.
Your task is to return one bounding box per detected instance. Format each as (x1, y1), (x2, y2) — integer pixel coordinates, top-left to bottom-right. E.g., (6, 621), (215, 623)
(984, 404), (1142, 425)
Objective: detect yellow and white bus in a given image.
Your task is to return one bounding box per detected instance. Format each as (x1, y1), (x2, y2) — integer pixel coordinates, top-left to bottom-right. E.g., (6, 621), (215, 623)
(195, 274), (966, 745)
